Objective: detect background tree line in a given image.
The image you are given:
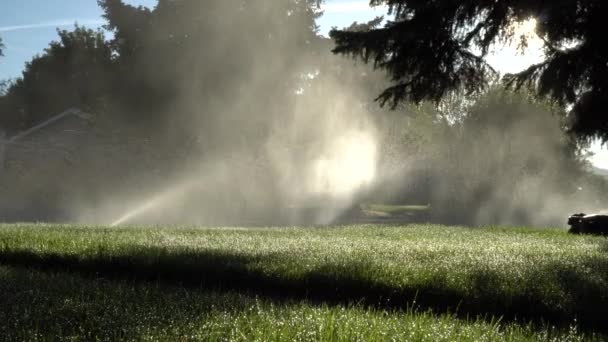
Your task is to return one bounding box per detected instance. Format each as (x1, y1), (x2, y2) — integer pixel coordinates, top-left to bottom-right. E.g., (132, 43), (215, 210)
(0, 0), (606, 225)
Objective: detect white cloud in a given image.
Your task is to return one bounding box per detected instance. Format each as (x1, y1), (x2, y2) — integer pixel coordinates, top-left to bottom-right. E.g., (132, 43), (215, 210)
(321, 1), (385, 13)
(0, 19), (105, 33)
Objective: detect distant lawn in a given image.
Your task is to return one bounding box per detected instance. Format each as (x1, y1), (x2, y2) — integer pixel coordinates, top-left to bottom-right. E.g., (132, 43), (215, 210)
(365, 204), (430, 212)
(0, 224), (606, 340)
(362, 204), (430, 216)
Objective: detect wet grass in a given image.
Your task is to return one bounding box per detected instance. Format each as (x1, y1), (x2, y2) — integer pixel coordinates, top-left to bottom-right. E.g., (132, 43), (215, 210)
(0, 265), (594, 341)
(0, 224), (606, 340)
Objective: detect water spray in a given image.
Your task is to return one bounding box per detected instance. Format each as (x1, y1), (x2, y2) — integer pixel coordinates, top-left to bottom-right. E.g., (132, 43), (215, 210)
(110, 182), (198, 227)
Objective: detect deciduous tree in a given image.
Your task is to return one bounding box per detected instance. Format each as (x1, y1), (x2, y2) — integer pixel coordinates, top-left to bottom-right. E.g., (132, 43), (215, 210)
(0, 27), (113, 132)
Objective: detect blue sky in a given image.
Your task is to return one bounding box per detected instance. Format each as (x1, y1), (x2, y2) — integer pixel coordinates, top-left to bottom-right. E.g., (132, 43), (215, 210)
(0, 0), (385, 81)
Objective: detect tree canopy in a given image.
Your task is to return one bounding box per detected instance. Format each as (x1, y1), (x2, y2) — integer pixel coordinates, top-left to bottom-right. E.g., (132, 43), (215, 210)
(0, 26), (113, 131)
(0, 0), (606, 225)
(0, 0), (329, 222)
(0, 0), (324, 132)
(330, 0), (608, 141)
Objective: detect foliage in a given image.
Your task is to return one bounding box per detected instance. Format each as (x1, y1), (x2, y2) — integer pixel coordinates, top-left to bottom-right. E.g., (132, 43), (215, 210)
(0, 0), (603, 226)
(0, 1), (329, 222)
(1, 0), (325, 132)
(370, 87), (608, 225)
(0, 79), (12, 96)
(435, 89), (591, 224)
(97, 0), (323, 121)
(0, 26), (113, 132)
(330, 1), (608, 141)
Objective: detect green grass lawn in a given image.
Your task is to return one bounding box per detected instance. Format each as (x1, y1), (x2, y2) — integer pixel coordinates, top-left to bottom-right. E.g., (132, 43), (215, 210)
(1, 265), (588, 341)
(0, 223), (606, 340)
(363, 204), (431, 215)
(360, 204), (431, 220)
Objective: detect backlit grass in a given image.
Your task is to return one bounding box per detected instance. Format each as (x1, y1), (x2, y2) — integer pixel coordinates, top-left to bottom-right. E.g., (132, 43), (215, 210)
(0, 265), (594, 341)
(0, 224), (606, 339)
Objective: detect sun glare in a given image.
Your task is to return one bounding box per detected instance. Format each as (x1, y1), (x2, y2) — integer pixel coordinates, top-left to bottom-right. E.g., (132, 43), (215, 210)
(311, 131), (377, 197)
(515, 18), (538, 39)
(486, 18), (544, 74)
(589, 140), (608, 170)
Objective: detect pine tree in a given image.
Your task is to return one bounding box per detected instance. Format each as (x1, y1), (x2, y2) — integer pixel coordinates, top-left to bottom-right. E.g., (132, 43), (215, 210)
(330, 1), (608, 141)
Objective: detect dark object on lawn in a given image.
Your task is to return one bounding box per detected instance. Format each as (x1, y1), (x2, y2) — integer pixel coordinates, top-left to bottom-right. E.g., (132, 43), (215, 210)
(568, 213), (608, 235)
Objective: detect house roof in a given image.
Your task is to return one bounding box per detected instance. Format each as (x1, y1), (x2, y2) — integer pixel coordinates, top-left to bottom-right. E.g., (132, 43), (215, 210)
(7, 107), (92, 143)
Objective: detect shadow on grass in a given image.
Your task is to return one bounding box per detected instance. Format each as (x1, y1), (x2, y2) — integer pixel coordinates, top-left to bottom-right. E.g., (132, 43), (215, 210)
(0, 246), (607, 332)
(0, 265), (265, 340)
